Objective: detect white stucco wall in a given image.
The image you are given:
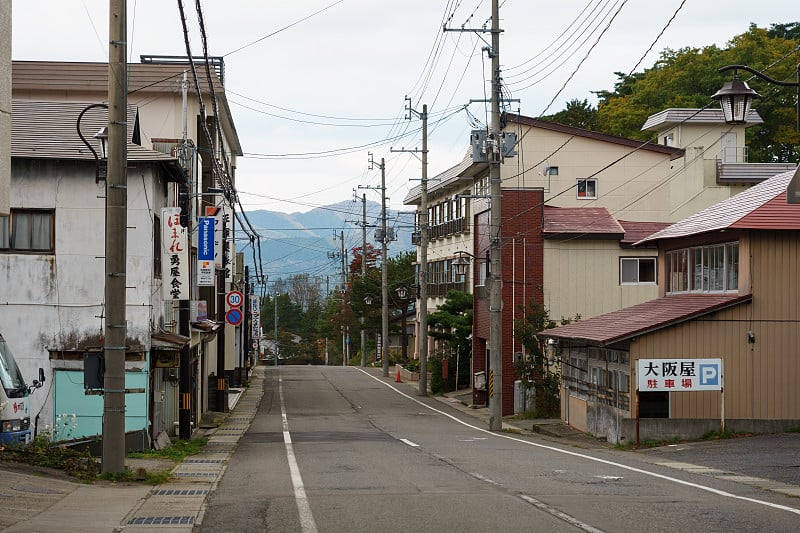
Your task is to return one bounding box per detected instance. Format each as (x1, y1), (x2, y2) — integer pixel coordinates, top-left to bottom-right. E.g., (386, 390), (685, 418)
(0, 159), (167, 429)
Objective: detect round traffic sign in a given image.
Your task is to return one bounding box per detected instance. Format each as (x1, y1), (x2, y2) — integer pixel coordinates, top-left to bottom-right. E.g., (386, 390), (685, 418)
(226, 290), (244, 308)
(226, 308), (243, 326)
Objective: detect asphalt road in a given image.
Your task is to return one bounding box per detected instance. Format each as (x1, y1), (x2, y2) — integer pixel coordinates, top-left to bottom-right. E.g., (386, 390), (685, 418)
(199, 366), (800, 532)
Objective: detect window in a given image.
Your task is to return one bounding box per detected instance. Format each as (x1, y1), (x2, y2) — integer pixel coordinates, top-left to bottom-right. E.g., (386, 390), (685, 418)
(547, 166), (559, 176)
(0, 209), (55, 253)
(576, 178), (597, 199)
(620, 257), (656, 285)
(666, 242), (739, 293)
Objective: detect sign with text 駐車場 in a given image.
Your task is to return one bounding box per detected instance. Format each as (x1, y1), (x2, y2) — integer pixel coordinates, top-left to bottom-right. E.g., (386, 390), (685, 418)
(637, 358), (723, 392)
(197, 216), (215, 286)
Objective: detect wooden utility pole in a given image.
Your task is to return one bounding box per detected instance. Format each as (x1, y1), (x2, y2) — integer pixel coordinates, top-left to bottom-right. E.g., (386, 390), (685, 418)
(377, 159), (389, 378)
(102, 0), (128, 474)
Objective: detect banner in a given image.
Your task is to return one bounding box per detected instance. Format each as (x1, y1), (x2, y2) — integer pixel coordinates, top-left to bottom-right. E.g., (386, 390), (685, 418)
(637, 358), (723, 391)
(161, 207), (189, 300)
(197, 216), (215, 286)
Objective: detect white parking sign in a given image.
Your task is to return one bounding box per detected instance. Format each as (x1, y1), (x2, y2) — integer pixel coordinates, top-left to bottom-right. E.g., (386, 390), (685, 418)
(637, 358), (723, 392)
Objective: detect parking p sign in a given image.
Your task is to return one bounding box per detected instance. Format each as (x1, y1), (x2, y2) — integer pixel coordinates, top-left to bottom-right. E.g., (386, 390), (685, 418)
(637, 358), (723, 392)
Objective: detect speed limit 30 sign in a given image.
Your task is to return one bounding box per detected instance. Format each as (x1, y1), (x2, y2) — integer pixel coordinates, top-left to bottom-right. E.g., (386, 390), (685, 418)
(226, 290), (244, 308)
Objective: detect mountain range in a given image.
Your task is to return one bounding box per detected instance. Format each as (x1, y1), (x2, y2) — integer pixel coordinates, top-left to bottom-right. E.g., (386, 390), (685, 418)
(238, 200), (416, 284)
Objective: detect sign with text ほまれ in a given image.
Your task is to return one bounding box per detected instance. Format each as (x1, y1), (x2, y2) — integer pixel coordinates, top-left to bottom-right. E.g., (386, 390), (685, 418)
(637, 358), (723, 392)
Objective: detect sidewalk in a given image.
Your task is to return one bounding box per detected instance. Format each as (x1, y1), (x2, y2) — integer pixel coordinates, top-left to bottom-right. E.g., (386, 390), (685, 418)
(0, 366), (267, 533)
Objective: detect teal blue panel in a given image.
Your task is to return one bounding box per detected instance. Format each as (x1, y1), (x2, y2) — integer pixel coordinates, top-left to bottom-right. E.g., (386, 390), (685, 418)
(53, 369), (149, 440)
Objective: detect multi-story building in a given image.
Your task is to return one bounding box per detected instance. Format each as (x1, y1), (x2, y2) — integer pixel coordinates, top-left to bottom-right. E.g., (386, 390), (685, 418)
(541, 170), (800, 442)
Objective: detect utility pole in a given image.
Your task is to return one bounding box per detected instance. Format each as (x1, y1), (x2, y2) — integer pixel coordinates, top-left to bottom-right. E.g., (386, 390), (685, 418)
(394, 100), (429, 395)
(178, 71), (193, 441)
(215, 267), (226, 412)
(487, 0), (503, 430)
(273, 289), (278, 366)
(325, 275), (330, 365)
(360, 193), (367, 367)
(102, 0), (128, 475)
(377, 158), (389, 378)
(340, 230), (348, 366)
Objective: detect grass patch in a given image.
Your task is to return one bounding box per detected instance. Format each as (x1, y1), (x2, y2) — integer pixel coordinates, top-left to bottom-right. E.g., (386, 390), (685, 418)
(702, 429), (750, 440)
(788, 426), (800, 433)
(127, 437), (207, 462)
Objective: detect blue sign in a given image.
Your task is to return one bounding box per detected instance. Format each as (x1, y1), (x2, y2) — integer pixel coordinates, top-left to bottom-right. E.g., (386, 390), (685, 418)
(699, 364), (720, 386)
(198, 217), (215, 261)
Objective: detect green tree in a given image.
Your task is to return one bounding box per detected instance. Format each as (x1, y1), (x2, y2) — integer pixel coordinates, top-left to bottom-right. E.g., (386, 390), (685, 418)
(513, 300), (559, 418)
(428, 290), (473, 393)
(546, 24), (800, 163)
(542, 98), (598, 130)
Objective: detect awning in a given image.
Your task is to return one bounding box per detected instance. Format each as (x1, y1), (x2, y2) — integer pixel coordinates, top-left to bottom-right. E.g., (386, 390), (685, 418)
(151, 331), (190, 350)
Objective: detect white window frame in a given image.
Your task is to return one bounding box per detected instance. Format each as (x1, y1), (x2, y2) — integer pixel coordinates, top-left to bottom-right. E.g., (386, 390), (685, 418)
(576, 178), (597, 199)
(666, 242), (739, 294)
(620, 257), (657, 285)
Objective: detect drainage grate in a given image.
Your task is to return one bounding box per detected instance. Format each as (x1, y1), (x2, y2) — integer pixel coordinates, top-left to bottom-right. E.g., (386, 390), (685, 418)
(174, 472), (217, 477)
(184, 459), (224, 464)
(128, 516), (194, 525)
(151, 489), (209, 496)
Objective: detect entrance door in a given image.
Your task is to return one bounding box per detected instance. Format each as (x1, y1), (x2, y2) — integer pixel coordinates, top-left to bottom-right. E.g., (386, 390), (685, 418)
(721, 132), (737, 163)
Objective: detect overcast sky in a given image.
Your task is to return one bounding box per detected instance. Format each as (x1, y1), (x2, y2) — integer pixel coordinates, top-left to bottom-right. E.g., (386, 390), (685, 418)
(11, 1), (798, 217)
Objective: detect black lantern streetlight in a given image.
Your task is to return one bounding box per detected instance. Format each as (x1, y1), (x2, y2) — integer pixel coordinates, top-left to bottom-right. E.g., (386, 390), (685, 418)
(452, 250), (474, 277)
(395, 285), (410, 361)
(712, 64), (800, 130)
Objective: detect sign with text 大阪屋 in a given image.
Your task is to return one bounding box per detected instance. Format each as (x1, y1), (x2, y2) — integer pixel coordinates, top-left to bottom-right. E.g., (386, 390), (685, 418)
(636, 358), (723, 392)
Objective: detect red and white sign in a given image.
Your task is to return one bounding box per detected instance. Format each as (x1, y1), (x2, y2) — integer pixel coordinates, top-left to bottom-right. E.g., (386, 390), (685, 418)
(226, 290), (244, 308)
(226, 308), (243, 326)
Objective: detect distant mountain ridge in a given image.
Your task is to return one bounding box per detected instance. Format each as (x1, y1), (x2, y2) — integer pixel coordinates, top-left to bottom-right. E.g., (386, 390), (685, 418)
(238, 200), (415, 282)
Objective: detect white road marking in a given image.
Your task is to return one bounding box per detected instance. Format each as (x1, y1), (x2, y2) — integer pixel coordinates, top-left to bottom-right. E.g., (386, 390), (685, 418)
(519, 495), (606, 533)
(595, 475), (623, 481)
(400, 438), (420, 447)
(279, 378), (318, 533)
(471, 472), (501, 486)
(356, 368), (800, 517)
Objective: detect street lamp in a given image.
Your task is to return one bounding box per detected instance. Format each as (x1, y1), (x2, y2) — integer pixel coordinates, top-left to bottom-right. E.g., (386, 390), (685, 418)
(395, 285), (410, 361)
(452, 250), (474, 277)
(75, 103), (109, 183)
(712, 64), (800, 130)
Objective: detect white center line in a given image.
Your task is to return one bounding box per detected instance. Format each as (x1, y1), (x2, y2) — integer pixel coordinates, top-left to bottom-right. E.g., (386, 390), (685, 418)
(400, 438), (420, 447)
(279, 378), (318, 533)
(356, 368), (800, 517)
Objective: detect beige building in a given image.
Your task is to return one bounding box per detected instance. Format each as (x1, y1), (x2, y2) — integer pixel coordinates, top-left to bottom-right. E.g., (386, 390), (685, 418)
(0, 2), (10, 216)
(541, 171), (800, 443)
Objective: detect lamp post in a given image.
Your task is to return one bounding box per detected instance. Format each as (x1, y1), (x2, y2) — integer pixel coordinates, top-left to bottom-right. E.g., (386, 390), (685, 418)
(452, 251), (474, 278)
(395, 285), (410, 362)
(713, 64), (799, 129)
(712, 63), (800, 203)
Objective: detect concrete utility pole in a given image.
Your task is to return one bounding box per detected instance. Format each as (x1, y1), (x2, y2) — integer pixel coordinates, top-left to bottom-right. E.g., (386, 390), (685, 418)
(340, 230), (348, 366)
(360, 193), (367, 367)
(394, 100), (429, 395)
(379, 158), (389, 378)
(178, 71), (193, 441)
(102, 0), (128, 474)
(215, 267), (226, 412)
(487, 0), (503, 430)
(273, 290), (278, 366)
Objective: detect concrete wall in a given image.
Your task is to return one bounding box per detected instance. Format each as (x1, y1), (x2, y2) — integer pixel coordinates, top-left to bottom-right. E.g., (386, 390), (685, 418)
(0, 158), (167, 431)
(0, 2), (10, 215)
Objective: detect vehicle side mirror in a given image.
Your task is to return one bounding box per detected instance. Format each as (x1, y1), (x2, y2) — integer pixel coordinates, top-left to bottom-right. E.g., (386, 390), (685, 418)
(31, 367), (45, 390)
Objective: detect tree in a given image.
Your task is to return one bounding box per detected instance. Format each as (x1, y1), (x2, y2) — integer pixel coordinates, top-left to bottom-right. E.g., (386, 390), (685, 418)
(542, 98), (598, 130)
(513, 300), (559, 418)
(427, 290), (473, 393)
(546, 24), (800, 163)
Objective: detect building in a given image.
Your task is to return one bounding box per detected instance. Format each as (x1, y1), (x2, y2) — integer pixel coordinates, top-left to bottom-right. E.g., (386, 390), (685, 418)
(4, 59), (245, 443)
(1, 100), (184, 444)
(540, 170), (800, 443)
(0, 3), (10, 216)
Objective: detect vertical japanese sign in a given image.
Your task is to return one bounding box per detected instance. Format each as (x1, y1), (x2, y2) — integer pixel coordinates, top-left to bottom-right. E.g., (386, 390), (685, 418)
(161, 207), (189, 300)
(250, 295), (260, 339)
(205, 203), (233, 282)
(636, 358), (723, 391)
(197, 216), (215, 286)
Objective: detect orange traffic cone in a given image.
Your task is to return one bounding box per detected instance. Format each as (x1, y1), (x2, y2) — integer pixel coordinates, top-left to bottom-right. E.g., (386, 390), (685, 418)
(395, 368), (402, 382)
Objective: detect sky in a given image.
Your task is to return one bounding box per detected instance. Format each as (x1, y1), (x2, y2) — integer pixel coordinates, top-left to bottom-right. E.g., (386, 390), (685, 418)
(10, 1), (799, 218)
